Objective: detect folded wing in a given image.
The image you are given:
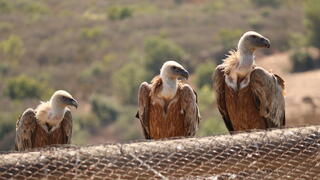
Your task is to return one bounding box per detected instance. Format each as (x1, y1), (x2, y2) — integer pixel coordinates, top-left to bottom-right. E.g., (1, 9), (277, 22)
(250, 67), (286, 128)
(137, 82), (152, 139)
(15, 109), (37, 151)
(180, 84), (200, 136)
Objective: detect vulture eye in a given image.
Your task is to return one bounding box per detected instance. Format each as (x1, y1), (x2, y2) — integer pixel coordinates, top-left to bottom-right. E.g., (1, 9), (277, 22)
(172, 66), (178, 70)
(251, 35), (258, 39)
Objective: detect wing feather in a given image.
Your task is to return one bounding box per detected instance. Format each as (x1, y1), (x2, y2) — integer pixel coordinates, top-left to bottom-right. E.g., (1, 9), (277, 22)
(137, 82), (152, 139)
(60, 110), (73, 144)
(250, 67), (286, 128)
(15, 109), (37, 151)
(180, 84), (200, 136)
(213, 65), (234, 132)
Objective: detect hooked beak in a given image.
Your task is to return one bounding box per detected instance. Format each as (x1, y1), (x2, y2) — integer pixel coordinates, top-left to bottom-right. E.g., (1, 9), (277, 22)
(179, 68), (189, 80)
(68, 98), (78, 109)
(262, 38), (270, 48)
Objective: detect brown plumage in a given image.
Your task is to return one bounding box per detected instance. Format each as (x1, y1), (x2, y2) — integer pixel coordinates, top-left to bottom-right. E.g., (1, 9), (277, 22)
(15, 90), (78, 151)
(214, 31), (285, 132)
(137, 61), (200, 139)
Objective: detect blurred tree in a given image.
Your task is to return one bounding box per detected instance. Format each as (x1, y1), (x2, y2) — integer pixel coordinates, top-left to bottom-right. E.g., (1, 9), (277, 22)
(0, 35), (25, 62)
(197, 116), (228, 136)
(0, 63), (10, 76)
(197, 85), (215, 112)
(90, 95), (119, 126)
(107, 5), (133, 20)
(113, 107), (143, 140)
(80, 27), (103, 41)
(251, 0), (281, 8)
(0, 114), (15, 141)
(112, 62), (147, 104)
(144, 36), (185, 78)
(4, 75), (46, 100)
(194, 61), (216, 89)
(304, 0), (320, 48)
(0, 0), (13, 13)
(288, 33), (307, 49)
(290, 49), (317, 72)
(216, 29), (242, 51)
(71, 117), (90, 145)
(80, 61), (105, 80)
(18, 1), (50, 18)
(0, 112), (19, 150)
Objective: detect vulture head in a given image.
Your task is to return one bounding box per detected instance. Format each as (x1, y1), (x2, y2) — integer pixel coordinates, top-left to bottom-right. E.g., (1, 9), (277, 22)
(238, 31), (270, 52)
(50, 90), (78, 109)
(160, 61), (189, 80)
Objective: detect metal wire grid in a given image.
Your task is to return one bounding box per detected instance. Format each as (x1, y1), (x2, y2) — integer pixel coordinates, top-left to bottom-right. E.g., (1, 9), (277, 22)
(0, 126), (319, 180)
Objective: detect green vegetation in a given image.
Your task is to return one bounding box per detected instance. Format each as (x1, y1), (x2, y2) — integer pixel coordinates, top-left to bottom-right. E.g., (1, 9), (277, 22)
(4, 75), (49, 100)
(0, 0), (13, 13)
(197, 116), (227, 136)
(80, 27), (103, 41)
(304, 0), (320, 48)
(290, 49), (319, 72)
(0, 114), (15, 139)
(107, 5), (133, 20)
(18, 1), (50, 16)
(287, 0), (320, 73)
(144, 36), (185, 78)
(216, 29), (242, 51)
(90, 95), (119, 126)
(251, 0), (281, 8)
(1, 35), (25, 62)
(194, 62), (215, 89)
(112, 62), (147, 104)
(80, 61), (105, 81)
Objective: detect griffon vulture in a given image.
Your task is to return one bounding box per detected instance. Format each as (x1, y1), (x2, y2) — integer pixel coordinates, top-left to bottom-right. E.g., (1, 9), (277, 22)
(136, 61), (200, 139)
(15, 90), (78, 151)
(213, 31), (285, 132)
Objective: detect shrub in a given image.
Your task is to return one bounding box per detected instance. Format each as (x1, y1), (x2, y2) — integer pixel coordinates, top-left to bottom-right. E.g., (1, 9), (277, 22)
(80, 62), (105, 80)
(197, 116), (228, 136)
(19, 1), (50, 15)
(248, 17), (263, 30)
(71, 118), (90, 145)
(0, 35), (25, 61)
(144, 36), (185, 77)
(0, 0), (13, 13)
(197, 85), (215, 112)
(80, 27), (103, 41)
(0, 63), (11, 76)
(216, 29), (242, 51)
(113, 107), (143, 140)
(304, 0), (320, 48)
(74, 113), (100, 134)
(4, 75), (46, 100)
(0, 114), (15, 140)
(288, 33), (307, 49)
(290, 49), (318, 72)
(0, 112), (16, 150)
(112, 62), (147, 104)
(194, 61), (216, 89)
(202, 0), (224, 13)
(90, 95), (119, 126)
(107, 6), (133, 20)
(251, 0), (281, 8)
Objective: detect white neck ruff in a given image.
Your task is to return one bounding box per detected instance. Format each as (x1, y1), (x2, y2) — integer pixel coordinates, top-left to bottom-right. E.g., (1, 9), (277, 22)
(160, 75), (178, 100)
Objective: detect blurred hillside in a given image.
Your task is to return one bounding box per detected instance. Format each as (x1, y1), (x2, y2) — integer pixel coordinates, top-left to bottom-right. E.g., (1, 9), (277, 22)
(1, 0), (320, 150)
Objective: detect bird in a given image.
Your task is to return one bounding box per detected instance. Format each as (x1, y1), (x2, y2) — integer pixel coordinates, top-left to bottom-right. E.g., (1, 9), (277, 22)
(213, 31), (285, 132)
(15, 90), (78, 151)
(136, 61), (200, 139)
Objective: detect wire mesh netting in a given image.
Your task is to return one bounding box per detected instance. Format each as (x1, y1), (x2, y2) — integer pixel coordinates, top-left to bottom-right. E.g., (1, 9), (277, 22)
(0, 126), (319, 180)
